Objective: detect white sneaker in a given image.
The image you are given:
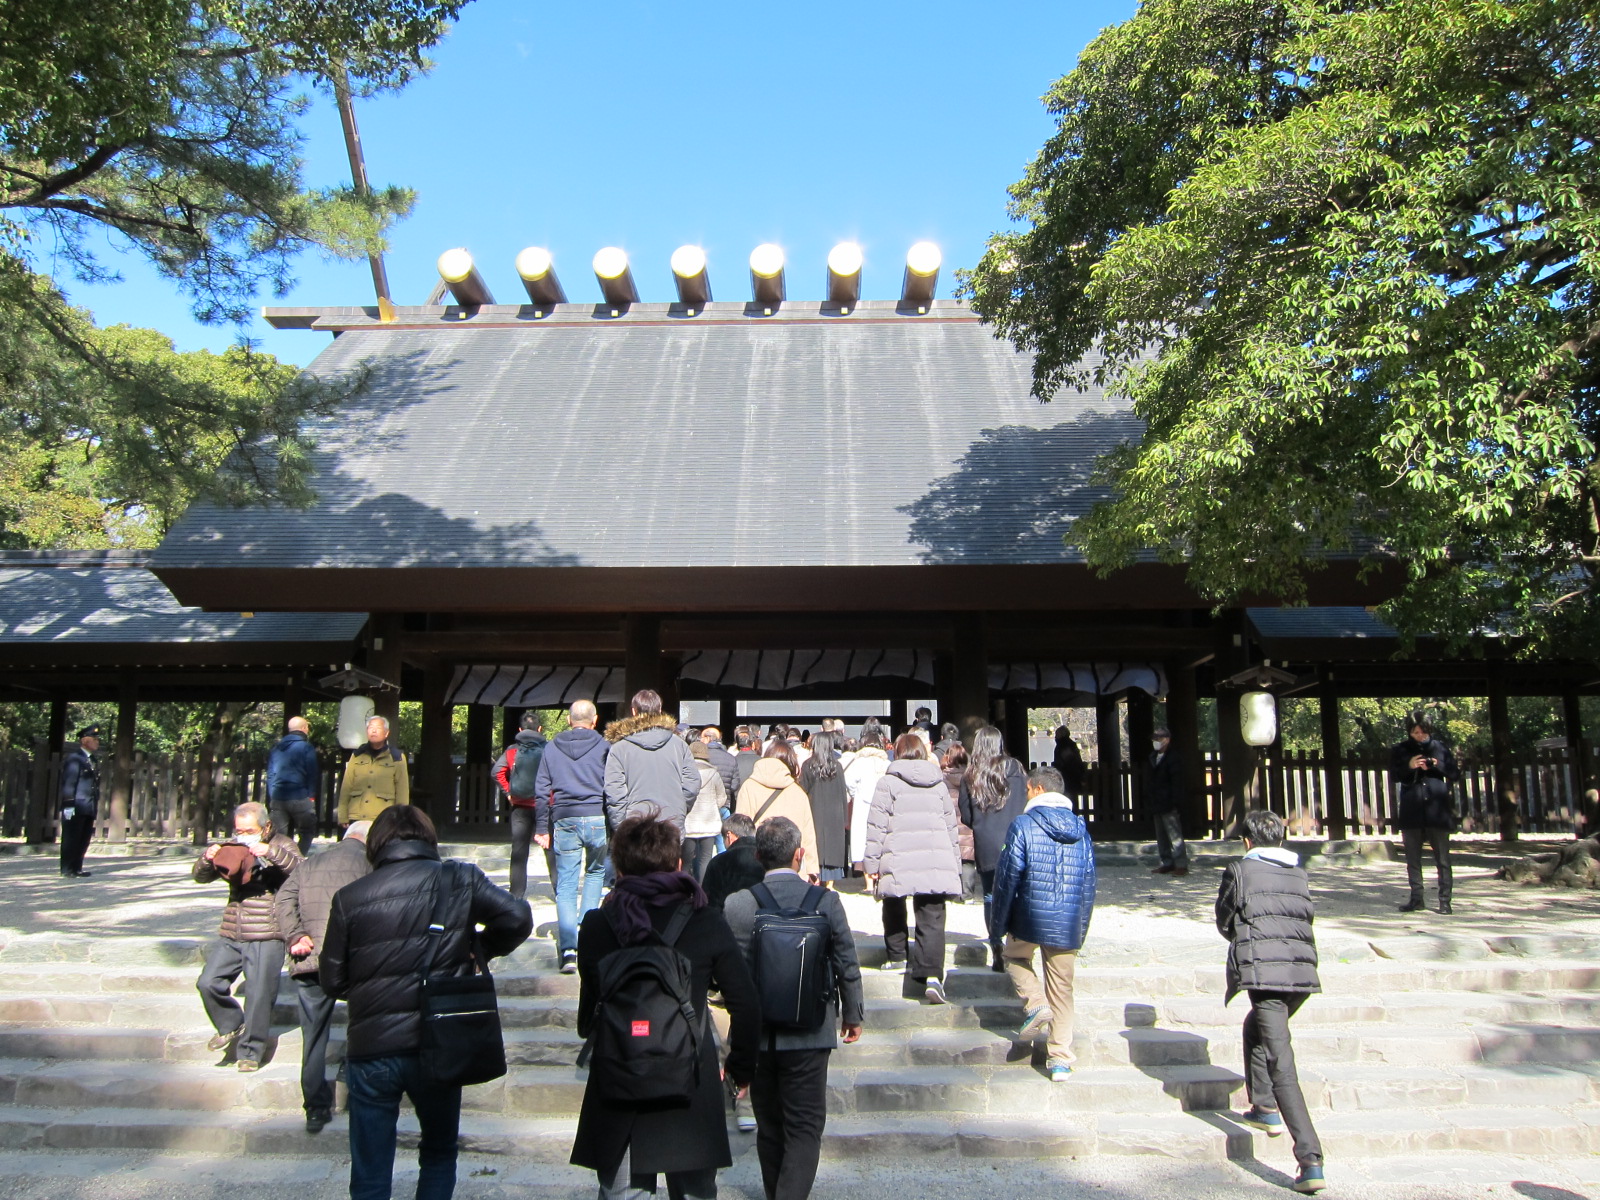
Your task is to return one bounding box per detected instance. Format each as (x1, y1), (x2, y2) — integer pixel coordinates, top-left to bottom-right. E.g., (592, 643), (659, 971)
(1018, 1007), (1053, 1041)
(735, 1091), (756, 1132)
(923, 978), (946, 1005)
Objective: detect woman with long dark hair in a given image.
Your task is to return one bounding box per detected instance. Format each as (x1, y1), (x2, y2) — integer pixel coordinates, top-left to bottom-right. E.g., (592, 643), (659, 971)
(863, 733), (963, 1004)
(798, 730), (849, 883)
(958, 725), (1029, 972)
(571, 811), (760, 1199)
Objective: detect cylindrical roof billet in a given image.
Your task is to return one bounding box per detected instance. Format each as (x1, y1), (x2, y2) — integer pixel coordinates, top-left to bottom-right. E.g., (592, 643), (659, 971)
(749, 243), (786, 306)
(592, 247), (640, 306)
(516, 247), (567, 305)
(827, 242), (863, 305)
(436, 248), (495, 307)
(900, 241), (942, 308)
(671, 245), (712, 306)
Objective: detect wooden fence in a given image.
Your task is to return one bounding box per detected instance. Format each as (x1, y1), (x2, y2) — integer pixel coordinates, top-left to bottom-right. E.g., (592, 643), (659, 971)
(5, 743), (1593, 846)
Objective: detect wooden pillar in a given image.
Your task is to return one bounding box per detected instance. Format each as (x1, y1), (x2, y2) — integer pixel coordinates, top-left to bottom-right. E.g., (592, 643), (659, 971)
(624, 614), (663, 705)
(1215, 612), (1254, 838)
(1165, 659), (1206, 840)
(1563, 689), (1591, 820)
(109, 672), (138, 843)
(950, 615), (989, 742)
(1001, 697), (1030, 765)
(282, 674), (304, 721)
(1126, 689), (1154, 817)
(466, 704), (494, 766)
(500, 707), (521, 751)
(718, 697), (739, 743)
(1319, 676), (1347, 840)
(416, 665), (455, 819)
(368, 614), (403, 726)
(27, 697), (69, 844)
(1095, 694), (1121, 826)
(1489, 675), (1517, 842)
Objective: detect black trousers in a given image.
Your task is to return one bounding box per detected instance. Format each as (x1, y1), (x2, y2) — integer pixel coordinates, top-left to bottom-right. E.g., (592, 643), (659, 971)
(270, 799), (318, 856)
(59, 809), (94, 874)
(508, 805), (537, 900)
(1402, 826), (1452, 903)
(752, 1046), (831, 1200)
(881, 894), (946, 981)
(196, 937), (286, 1064)
(1244, 991), (1323, 1168)
(293, 972), (338, 1112)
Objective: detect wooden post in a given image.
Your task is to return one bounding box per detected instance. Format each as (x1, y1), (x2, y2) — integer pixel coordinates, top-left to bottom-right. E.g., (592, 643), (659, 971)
(1214, 612), (1254, 838)
(1563, 688), (1591, 820)
(624, 614), (664, 703)
(1489, 675), (1517, 842)
(1266, 719), (1287, 820)
(416, 666), (455, 820)
(368, 614), (403, 725)
(1319, 677), (1347, 840)
(466, 704), (494, 767)
(1095, 694), (1122, 828)
(950, 614), (989, 742)
(282, 674), (303, 721)
(27, 697), (68, 844)
(1002, 696), (1030, 764)
(500, 707), (521, 751)
(108, 672), (138, 843)
(718, 698), (739, 744)
(1126, 689), (1154, 818)
(1164, 659), (1206, 840)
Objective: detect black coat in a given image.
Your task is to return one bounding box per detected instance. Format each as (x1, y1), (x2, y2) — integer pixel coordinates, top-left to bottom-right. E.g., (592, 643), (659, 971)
(58, 747), (100, 813)
(1146, 748), (1184, 813)
(957, 757), (1028, 873)
(321, 840), (533, 1060)
(1388, 736), (1458, 830)
(571, 900), (760, 1179)
(799, 756), (849, 871)
(702, 838), (765, 910)
(1215, 851), (1320, 1004)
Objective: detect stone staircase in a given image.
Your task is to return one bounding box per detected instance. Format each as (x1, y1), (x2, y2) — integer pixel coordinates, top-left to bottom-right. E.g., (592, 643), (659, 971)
(1, 926), (1598, 1165)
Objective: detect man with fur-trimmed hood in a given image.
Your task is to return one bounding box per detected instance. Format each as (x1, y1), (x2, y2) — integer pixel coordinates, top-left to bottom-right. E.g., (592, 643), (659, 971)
(603, 689), (701, 835)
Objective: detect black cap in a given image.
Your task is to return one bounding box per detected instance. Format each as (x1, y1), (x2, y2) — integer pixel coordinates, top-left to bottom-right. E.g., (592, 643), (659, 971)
(76, 725), (102, 740)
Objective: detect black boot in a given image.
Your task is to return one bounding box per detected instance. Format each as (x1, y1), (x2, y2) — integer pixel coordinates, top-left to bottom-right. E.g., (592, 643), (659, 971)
(1438, 899), (1453, 914)
(1397, 897), (1425, 913)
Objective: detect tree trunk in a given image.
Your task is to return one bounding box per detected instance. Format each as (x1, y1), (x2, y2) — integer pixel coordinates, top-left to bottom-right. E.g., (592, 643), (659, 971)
(1497, 838), (1600, 887)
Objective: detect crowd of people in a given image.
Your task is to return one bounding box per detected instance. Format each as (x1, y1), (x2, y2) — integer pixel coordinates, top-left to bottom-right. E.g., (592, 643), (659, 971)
(27, 696), (1501, 1198)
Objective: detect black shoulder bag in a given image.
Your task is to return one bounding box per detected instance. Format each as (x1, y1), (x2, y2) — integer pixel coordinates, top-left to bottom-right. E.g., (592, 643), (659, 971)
(418, 861), (507, 1088)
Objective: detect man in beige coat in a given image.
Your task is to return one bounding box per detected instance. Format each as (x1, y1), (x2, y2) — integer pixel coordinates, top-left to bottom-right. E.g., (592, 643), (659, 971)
(338, 716), (409, 826)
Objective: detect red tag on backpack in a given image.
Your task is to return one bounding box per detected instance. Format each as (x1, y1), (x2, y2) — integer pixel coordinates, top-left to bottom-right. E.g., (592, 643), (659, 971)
(631, 1020), (650, 1037)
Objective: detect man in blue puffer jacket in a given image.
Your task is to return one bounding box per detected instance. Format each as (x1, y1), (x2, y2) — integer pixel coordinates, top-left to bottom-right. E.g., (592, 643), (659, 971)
(991, 764), (1096, 1082)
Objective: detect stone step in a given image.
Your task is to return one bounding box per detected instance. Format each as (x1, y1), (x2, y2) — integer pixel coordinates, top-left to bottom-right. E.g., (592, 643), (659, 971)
(0, 1101), (1593, 1160)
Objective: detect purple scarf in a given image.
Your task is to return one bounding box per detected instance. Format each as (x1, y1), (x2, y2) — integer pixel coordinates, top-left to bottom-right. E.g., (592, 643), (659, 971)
(604, 870), (706, 946)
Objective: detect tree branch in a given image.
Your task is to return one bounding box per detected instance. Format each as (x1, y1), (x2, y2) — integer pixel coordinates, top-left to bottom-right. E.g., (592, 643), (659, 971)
(8, 144), (128, 206)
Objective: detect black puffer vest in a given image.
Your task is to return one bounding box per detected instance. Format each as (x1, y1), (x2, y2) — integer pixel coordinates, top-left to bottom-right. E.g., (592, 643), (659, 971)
(1215, 851), (1320, 1003)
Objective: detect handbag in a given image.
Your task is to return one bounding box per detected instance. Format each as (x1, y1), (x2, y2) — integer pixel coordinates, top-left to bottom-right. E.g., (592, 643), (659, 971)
(418, 861), (507, 1088)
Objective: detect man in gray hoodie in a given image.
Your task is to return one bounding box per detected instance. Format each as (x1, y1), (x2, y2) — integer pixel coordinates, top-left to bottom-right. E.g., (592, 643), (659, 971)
(534, 699), (610, 973)
(602, 689), (700, 836)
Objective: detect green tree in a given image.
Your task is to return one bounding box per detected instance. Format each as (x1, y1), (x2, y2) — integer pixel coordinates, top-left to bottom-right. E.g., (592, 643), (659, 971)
(0, 0), (470, 529)
(966, 0), (1600, 657)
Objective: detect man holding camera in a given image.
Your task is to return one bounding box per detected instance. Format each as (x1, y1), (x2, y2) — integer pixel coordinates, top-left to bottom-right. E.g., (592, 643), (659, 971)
(1388, 716), (1458, 914)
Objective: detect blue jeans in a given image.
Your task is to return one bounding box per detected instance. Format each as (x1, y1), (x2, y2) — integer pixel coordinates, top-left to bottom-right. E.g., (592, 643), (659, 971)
(346, 1054), (462, 1200)
(553, 814), (608, 956)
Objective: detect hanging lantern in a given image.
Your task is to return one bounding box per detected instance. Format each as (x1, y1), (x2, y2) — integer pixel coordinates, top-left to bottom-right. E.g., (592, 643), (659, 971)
(1241, 691), (1278, 747)
(337, 695), (377, 750)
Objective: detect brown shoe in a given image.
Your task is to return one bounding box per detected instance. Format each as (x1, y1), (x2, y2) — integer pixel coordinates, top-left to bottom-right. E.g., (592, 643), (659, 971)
(236, 1059), (261, 1073)
(1151, 865), (1175, 875)
(206, 1026), (242, 1053)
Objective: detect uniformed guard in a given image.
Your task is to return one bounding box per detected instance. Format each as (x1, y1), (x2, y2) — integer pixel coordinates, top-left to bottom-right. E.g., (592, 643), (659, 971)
(58, 724), (101, 878)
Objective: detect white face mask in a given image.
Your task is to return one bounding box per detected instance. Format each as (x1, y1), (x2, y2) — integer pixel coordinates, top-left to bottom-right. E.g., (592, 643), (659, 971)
(236, 832), (262, 847)
(1153, 740), (1168, 752)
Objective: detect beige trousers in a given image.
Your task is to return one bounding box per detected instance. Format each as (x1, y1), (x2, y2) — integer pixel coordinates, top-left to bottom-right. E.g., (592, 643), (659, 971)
(1003, 937), (1078, 1067)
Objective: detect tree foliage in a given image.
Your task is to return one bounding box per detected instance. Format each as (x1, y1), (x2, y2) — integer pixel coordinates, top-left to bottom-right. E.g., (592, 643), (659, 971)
(0, 1), (469, 535)
(966, 0), (1600, 657)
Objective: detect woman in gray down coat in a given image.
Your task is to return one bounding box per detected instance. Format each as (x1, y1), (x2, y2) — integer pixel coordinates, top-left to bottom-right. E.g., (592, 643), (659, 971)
(863, 733), (962, 1004)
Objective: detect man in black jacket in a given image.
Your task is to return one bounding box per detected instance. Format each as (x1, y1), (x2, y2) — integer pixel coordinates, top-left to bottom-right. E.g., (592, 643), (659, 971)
(57, 725), (101, 878)
(322, 805), (532, 1200)
(1146, 727), (1189, 876)
(1215, 809), (1325, 1195)
(1389, 716), (1458, 914)
(703, 813), (765, 910)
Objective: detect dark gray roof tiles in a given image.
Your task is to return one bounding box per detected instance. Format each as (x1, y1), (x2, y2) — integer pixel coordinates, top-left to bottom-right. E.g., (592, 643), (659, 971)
(0, 555), (368, 644)
(152, 312), (1142, 570)
(1247, 606), (1396, 642)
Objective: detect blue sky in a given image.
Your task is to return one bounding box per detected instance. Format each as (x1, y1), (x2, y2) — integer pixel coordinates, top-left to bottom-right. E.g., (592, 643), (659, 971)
(56, 0), (1135, 368)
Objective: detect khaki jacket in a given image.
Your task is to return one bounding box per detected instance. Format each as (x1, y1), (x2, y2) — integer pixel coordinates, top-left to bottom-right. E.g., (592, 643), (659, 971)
(338, 743), (410, 823)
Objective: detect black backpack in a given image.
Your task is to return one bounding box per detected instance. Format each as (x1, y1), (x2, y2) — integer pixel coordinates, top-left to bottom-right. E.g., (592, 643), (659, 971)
(748, 881), (834, 1031)
(577, 902), (702, 1106)
(507, 743), (542, 801)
